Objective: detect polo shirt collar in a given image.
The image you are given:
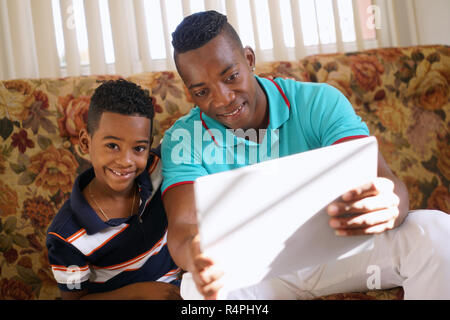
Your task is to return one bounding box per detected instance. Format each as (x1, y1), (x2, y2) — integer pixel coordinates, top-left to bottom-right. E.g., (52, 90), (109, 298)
(70, 165), (153, 235)
(257, 76), (291, 130)
(199, 75), (290, 148)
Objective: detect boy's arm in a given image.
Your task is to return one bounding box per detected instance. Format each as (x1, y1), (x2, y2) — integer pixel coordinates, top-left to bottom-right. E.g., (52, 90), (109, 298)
(163, 183), (224, 299)
(60, 281), (181, 300)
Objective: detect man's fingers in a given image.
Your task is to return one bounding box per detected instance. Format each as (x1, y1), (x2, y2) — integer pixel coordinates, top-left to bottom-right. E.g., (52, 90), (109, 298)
(335, 219), (396, 236)
(194, 263), (224, 284)
(190, 235), (215, 271)
(341, 178), (394, 202)
(202, 279), (224, 300)
(329, 207), (399, 229)
(192, 265), (224, 300)
(341, 181), (377, 201)
(328, 192), (400, 216)
(189, 235), (224, 300)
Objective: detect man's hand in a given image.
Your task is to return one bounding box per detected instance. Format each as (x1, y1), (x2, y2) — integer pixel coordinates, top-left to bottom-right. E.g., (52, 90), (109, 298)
(327, 177), (401, 236)
(163, 183), (225, 299)
(190, 235), (224, 300)
(327, 139), (410, 236)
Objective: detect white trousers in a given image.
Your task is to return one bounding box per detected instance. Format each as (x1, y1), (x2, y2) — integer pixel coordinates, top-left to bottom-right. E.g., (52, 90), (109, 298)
(181, 210), (450, 300)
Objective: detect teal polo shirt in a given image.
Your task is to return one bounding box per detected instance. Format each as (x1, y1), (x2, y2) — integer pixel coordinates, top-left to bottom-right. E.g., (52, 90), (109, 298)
(161, 76), (369, 195)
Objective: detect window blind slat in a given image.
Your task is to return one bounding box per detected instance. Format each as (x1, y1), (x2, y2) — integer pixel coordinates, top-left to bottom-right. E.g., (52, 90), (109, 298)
(290, 0), (306, 59)
(108, 0), (140, 75)
(332, 0), (344, 53)
(133, 0), (152, 71)
(386, 0), (399, 46)
(204, 0), (224, 13)
(313, 0), (323, 53)
(7, 0), (39, 78)
(225, 0), (239, 35)
(267, 0), (287, 60)
(406, 0), (419, 45)
(60, 0), (81, 76)
(249, 0), (262, 57)
(351, 0), (364, 51)
(159, 0), (175, 70)
(373, 0), (388, 47)
(84, 0), (106, 74)
(181, 0), (192, 17)
(31, 0), (61, 78)
(0, 0), (16, 79)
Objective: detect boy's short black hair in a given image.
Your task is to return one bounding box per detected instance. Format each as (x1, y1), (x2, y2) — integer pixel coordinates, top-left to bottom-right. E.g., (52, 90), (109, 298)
(171, 10), (243, 58)
(87, 79), (154, 135)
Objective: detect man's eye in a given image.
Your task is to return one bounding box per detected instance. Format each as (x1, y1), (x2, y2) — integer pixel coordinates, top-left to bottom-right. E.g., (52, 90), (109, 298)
(227, 73), (239, 82)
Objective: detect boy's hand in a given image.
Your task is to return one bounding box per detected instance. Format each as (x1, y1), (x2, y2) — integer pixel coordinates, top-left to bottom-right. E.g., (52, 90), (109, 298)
(327, 177), (401, 236)
(190, 235), (224, 300)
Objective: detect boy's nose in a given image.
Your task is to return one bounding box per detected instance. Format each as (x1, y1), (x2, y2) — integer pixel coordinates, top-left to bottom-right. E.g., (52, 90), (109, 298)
(116, 150), (133, 167)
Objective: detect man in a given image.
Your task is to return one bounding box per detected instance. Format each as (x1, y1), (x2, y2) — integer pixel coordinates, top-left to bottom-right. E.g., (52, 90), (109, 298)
(162, 10), (450, 299)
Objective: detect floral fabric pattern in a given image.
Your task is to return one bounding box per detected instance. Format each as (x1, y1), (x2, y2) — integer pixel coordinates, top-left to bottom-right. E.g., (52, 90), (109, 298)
(0, 45), (448, 299)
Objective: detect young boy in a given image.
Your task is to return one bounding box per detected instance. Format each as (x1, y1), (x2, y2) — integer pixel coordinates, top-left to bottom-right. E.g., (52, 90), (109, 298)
(46, 79), (181, 299)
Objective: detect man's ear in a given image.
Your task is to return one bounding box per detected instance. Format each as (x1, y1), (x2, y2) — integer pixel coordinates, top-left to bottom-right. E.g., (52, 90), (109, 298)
(243, 46), (256, 71)
(79, 128), (91, 155)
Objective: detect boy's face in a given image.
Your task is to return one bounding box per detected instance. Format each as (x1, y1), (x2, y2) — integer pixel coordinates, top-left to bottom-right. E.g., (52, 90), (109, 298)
(80, 112), (151, 194)
(176, 33), (266, 131)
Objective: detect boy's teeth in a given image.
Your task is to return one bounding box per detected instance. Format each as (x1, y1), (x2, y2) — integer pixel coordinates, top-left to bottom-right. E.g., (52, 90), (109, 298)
(112, 169), (127, 176)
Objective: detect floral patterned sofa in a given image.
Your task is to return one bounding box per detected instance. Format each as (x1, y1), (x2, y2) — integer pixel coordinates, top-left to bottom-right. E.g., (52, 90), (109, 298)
(0, 45), (448, 300)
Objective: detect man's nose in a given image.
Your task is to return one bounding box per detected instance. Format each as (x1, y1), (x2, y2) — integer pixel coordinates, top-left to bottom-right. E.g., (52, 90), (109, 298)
(211, 84), (235, 109)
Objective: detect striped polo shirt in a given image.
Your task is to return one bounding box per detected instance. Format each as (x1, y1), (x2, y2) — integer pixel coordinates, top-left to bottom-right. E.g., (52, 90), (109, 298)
(46, 151), (180, 293)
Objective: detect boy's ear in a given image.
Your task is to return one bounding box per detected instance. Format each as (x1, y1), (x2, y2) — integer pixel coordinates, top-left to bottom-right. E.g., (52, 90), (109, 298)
(79, 128), (91, 154)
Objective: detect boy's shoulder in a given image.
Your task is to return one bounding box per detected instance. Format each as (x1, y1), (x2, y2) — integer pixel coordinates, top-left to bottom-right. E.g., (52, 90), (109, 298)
(47, 197), (84, 242)
(46, 168), (94, 241)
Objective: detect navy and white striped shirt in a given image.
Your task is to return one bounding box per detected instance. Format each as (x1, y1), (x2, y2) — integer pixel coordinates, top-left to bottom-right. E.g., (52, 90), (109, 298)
(46, 151), (180, 293)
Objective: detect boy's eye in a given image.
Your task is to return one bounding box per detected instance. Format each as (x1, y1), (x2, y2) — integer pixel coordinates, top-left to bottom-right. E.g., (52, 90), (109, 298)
(194, 89), (208, 97)
(106, 143), (119, 150)
(134, 146), (147, 153)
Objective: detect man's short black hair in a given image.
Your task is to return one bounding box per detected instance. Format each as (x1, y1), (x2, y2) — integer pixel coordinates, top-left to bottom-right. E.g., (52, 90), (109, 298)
(87, 79), (154, 135)
(171, 10), (243, 57)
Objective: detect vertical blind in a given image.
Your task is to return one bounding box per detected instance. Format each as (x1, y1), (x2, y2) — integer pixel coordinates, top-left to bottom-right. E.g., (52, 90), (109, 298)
(0, 0), (420, 80)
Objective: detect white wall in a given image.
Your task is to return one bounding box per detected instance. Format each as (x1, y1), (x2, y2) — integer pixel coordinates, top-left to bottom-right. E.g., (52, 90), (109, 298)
(413, 0), (450, 45)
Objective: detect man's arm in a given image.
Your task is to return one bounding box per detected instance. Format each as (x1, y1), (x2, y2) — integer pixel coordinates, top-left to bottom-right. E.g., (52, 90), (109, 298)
(163, 183), (224, 299)
(163, 183), (198, 272)
(327, 142), (410, 235)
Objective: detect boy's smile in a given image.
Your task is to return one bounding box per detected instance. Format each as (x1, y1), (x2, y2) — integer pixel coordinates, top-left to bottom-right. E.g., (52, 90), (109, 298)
(80, 112), (151, 197)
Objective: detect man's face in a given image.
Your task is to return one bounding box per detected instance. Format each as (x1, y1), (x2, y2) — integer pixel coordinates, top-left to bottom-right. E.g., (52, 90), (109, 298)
(176, 33), (266, 131)
(81, 112), (151, 194)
